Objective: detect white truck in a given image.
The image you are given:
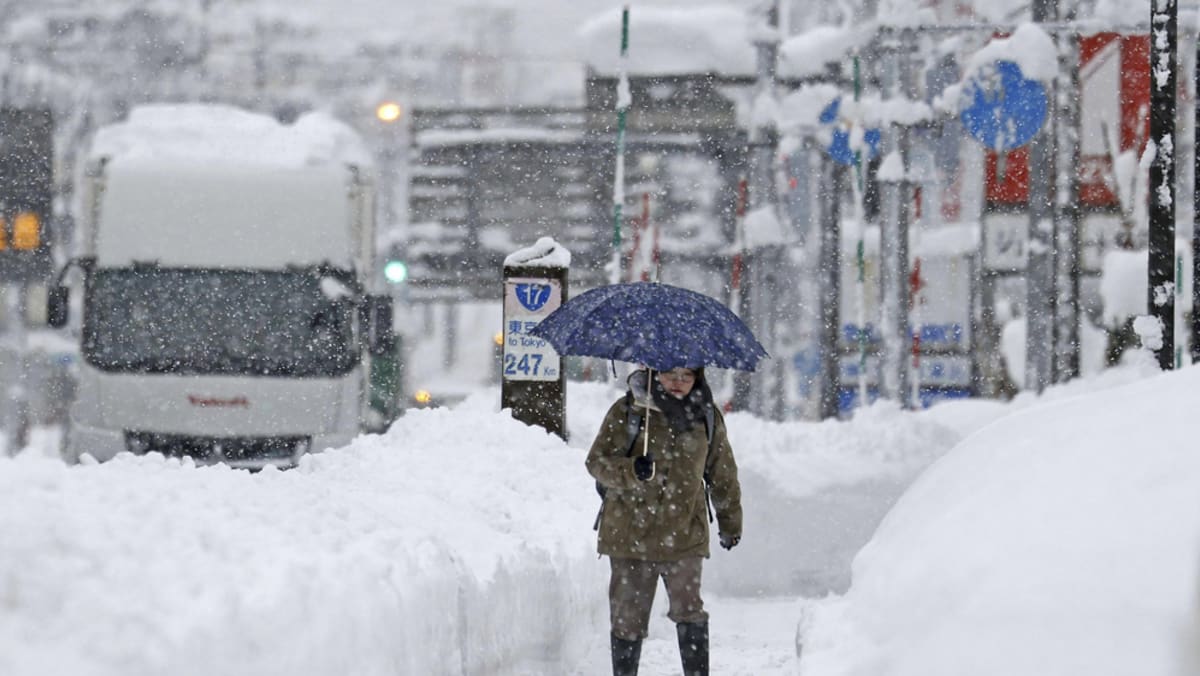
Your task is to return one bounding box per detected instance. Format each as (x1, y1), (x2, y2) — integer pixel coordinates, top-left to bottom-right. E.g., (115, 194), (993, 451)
(48, 104), (396, 468)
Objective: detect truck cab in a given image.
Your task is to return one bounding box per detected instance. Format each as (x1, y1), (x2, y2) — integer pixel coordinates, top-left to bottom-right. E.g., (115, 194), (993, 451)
(49, 105), (396, 468)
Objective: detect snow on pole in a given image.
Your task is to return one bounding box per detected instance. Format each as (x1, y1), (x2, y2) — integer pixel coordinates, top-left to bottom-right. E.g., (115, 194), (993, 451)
(1148, 0), (1177, 370)
(607, 6), (632, 287)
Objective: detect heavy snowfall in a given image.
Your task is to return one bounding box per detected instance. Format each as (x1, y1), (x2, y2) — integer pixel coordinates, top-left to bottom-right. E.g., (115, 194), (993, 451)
(0, 0), (1199, 675)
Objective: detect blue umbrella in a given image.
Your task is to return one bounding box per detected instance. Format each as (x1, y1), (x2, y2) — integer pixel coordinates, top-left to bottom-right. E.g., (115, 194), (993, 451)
(528, 282), (768, 372)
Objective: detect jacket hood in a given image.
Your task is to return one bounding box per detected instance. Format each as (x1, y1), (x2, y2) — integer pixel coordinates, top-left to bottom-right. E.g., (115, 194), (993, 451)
(625, 369), (661, 411)
(626, 368), (712, 411)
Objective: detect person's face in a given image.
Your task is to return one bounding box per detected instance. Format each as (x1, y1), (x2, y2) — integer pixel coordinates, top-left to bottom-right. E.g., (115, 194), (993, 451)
(656, 368), (697, 399)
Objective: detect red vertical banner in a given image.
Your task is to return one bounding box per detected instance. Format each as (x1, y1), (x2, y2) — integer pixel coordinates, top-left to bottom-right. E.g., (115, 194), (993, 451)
(1120, 34), (1150, 152)
(731, 179), (748, 293)
(984, 146), (1030, 206)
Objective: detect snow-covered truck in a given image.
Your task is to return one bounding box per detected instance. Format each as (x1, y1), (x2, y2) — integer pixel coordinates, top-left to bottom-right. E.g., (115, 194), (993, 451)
(47, 104), (396, 468)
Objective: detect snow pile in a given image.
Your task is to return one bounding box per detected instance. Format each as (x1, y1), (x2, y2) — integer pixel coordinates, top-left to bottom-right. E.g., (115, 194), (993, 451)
(0, 406), (605, 676)
(707, 401), (966, 597)
(90, 104), (373, 169)
(728, 402), (956, 501)
(798, 364), (1200, 676)
(1100, 242), (1194, 329)
(743, 206), (788, 249)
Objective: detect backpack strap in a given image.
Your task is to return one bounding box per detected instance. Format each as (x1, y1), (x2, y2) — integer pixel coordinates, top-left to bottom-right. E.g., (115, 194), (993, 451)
(701, 404), (717, 523)
(594, 394), (646, 530)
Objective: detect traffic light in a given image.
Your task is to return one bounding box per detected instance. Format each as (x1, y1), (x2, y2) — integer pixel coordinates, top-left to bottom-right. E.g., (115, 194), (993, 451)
(12, 212), (40, 250)
(384, 259), (408, 284)
(0, 108), (54, 281)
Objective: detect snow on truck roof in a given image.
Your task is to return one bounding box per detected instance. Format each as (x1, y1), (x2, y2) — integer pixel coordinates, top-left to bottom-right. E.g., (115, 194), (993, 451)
(89, 104), (374, 170)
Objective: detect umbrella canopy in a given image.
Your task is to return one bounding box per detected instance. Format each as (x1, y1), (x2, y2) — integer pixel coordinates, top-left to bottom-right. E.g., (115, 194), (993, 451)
(528, 282), (768, 372)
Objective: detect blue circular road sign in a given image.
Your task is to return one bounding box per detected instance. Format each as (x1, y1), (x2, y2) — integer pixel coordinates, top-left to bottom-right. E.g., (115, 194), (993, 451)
(960, 60), (1048, 152)
(820, 97), (882, 167)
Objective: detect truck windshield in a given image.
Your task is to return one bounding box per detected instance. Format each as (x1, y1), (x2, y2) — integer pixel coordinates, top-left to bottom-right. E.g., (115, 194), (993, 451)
(82, 268), (359, 377)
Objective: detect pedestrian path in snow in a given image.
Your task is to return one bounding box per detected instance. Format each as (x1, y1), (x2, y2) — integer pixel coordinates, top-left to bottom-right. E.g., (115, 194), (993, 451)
(504, 595), (803, 675)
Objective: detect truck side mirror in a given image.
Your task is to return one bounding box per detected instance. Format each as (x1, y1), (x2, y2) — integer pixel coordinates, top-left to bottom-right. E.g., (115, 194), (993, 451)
(47, 286), (69, 328)
(366, 294), (395, 356)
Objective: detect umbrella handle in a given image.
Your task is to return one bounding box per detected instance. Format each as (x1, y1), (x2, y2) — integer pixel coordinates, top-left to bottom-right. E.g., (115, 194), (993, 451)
(643, 368), (652, 458)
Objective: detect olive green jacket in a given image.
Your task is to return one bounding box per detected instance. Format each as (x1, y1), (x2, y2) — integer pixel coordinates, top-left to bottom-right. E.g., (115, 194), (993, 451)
(586, 389), (742, 561)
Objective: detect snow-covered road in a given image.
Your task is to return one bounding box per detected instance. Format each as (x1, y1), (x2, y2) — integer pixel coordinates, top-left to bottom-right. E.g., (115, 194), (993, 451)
(0, 380), (985, 675)
(6, 362), (1192, 675)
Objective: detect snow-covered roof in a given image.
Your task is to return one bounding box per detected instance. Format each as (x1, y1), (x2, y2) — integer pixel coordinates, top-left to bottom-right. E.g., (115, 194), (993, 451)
(89, 104), (374, 169)
(415, 127), (583, 148)
(779, 83), (842, 129)
(777, 24), (875, 80)
(577, 5), (757, 78)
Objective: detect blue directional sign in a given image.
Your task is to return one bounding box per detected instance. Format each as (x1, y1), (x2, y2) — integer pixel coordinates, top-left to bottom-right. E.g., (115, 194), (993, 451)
(514, 282), (552, 311)
(960, 60), (1047, 152)
(819, 98), (881, 167)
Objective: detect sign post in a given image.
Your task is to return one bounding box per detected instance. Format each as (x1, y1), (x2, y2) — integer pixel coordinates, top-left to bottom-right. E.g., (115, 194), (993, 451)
(501, 239), (568, 439)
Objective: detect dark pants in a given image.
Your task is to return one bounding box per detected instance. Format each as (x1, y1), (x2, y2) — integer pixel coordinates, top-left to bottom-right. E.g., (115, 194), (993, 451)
(609, 557), (707, 640)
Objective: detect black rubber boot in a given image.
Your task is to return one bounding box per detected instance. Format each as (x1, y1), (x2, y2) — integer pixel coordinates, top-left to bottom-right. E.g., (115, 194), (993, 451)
(611, 633), (642, 676)
(676, 621), (709, 676)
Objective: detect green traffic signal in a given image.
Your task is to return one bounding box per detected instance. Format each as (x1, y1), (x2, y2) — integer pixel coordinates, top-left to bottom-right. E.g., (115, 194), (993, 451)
(384, 260), (408, 284)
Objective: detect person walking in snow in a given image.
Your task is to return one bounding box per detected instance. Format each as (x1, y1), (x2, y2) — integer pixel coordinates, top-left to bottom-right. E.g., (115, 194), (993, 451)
(586, 366), (742, 676)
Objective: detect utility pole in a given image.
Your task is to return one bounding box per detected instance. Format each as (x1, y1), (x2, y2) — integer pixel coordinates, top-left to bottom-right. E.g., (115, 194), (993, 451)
(1025, 0), (1058, 393)
(818, 158), (843, 419)
(738, 0), (781, 417)
(1149, 0), (1177, 370)
(1193, 32), (1200, 364)
(878, 28), (914, 405)
(1053, 32), (1082, 381)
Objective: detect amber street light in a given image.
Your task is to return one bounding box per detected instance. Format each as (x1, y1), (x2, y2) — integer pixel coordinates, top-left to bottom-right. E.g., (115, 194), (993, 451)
(375, 101), (402, 123)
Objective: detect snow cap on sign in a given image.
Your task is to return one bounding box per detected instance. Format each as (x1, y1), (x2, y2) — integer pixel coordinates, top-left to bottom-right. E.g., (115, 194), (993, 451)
(962, 23), (1057, 83)
(504, 237), (572, 269)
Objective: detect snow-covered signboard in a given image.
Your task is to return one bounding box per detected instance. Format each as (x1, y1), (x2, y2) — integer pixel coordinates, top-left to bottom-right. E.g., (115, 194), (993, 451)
(913, 255), (974, 353)
(982, 211), (1029, 271)
(839, 250), (973, 355)
(502, 278), (562, 381)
